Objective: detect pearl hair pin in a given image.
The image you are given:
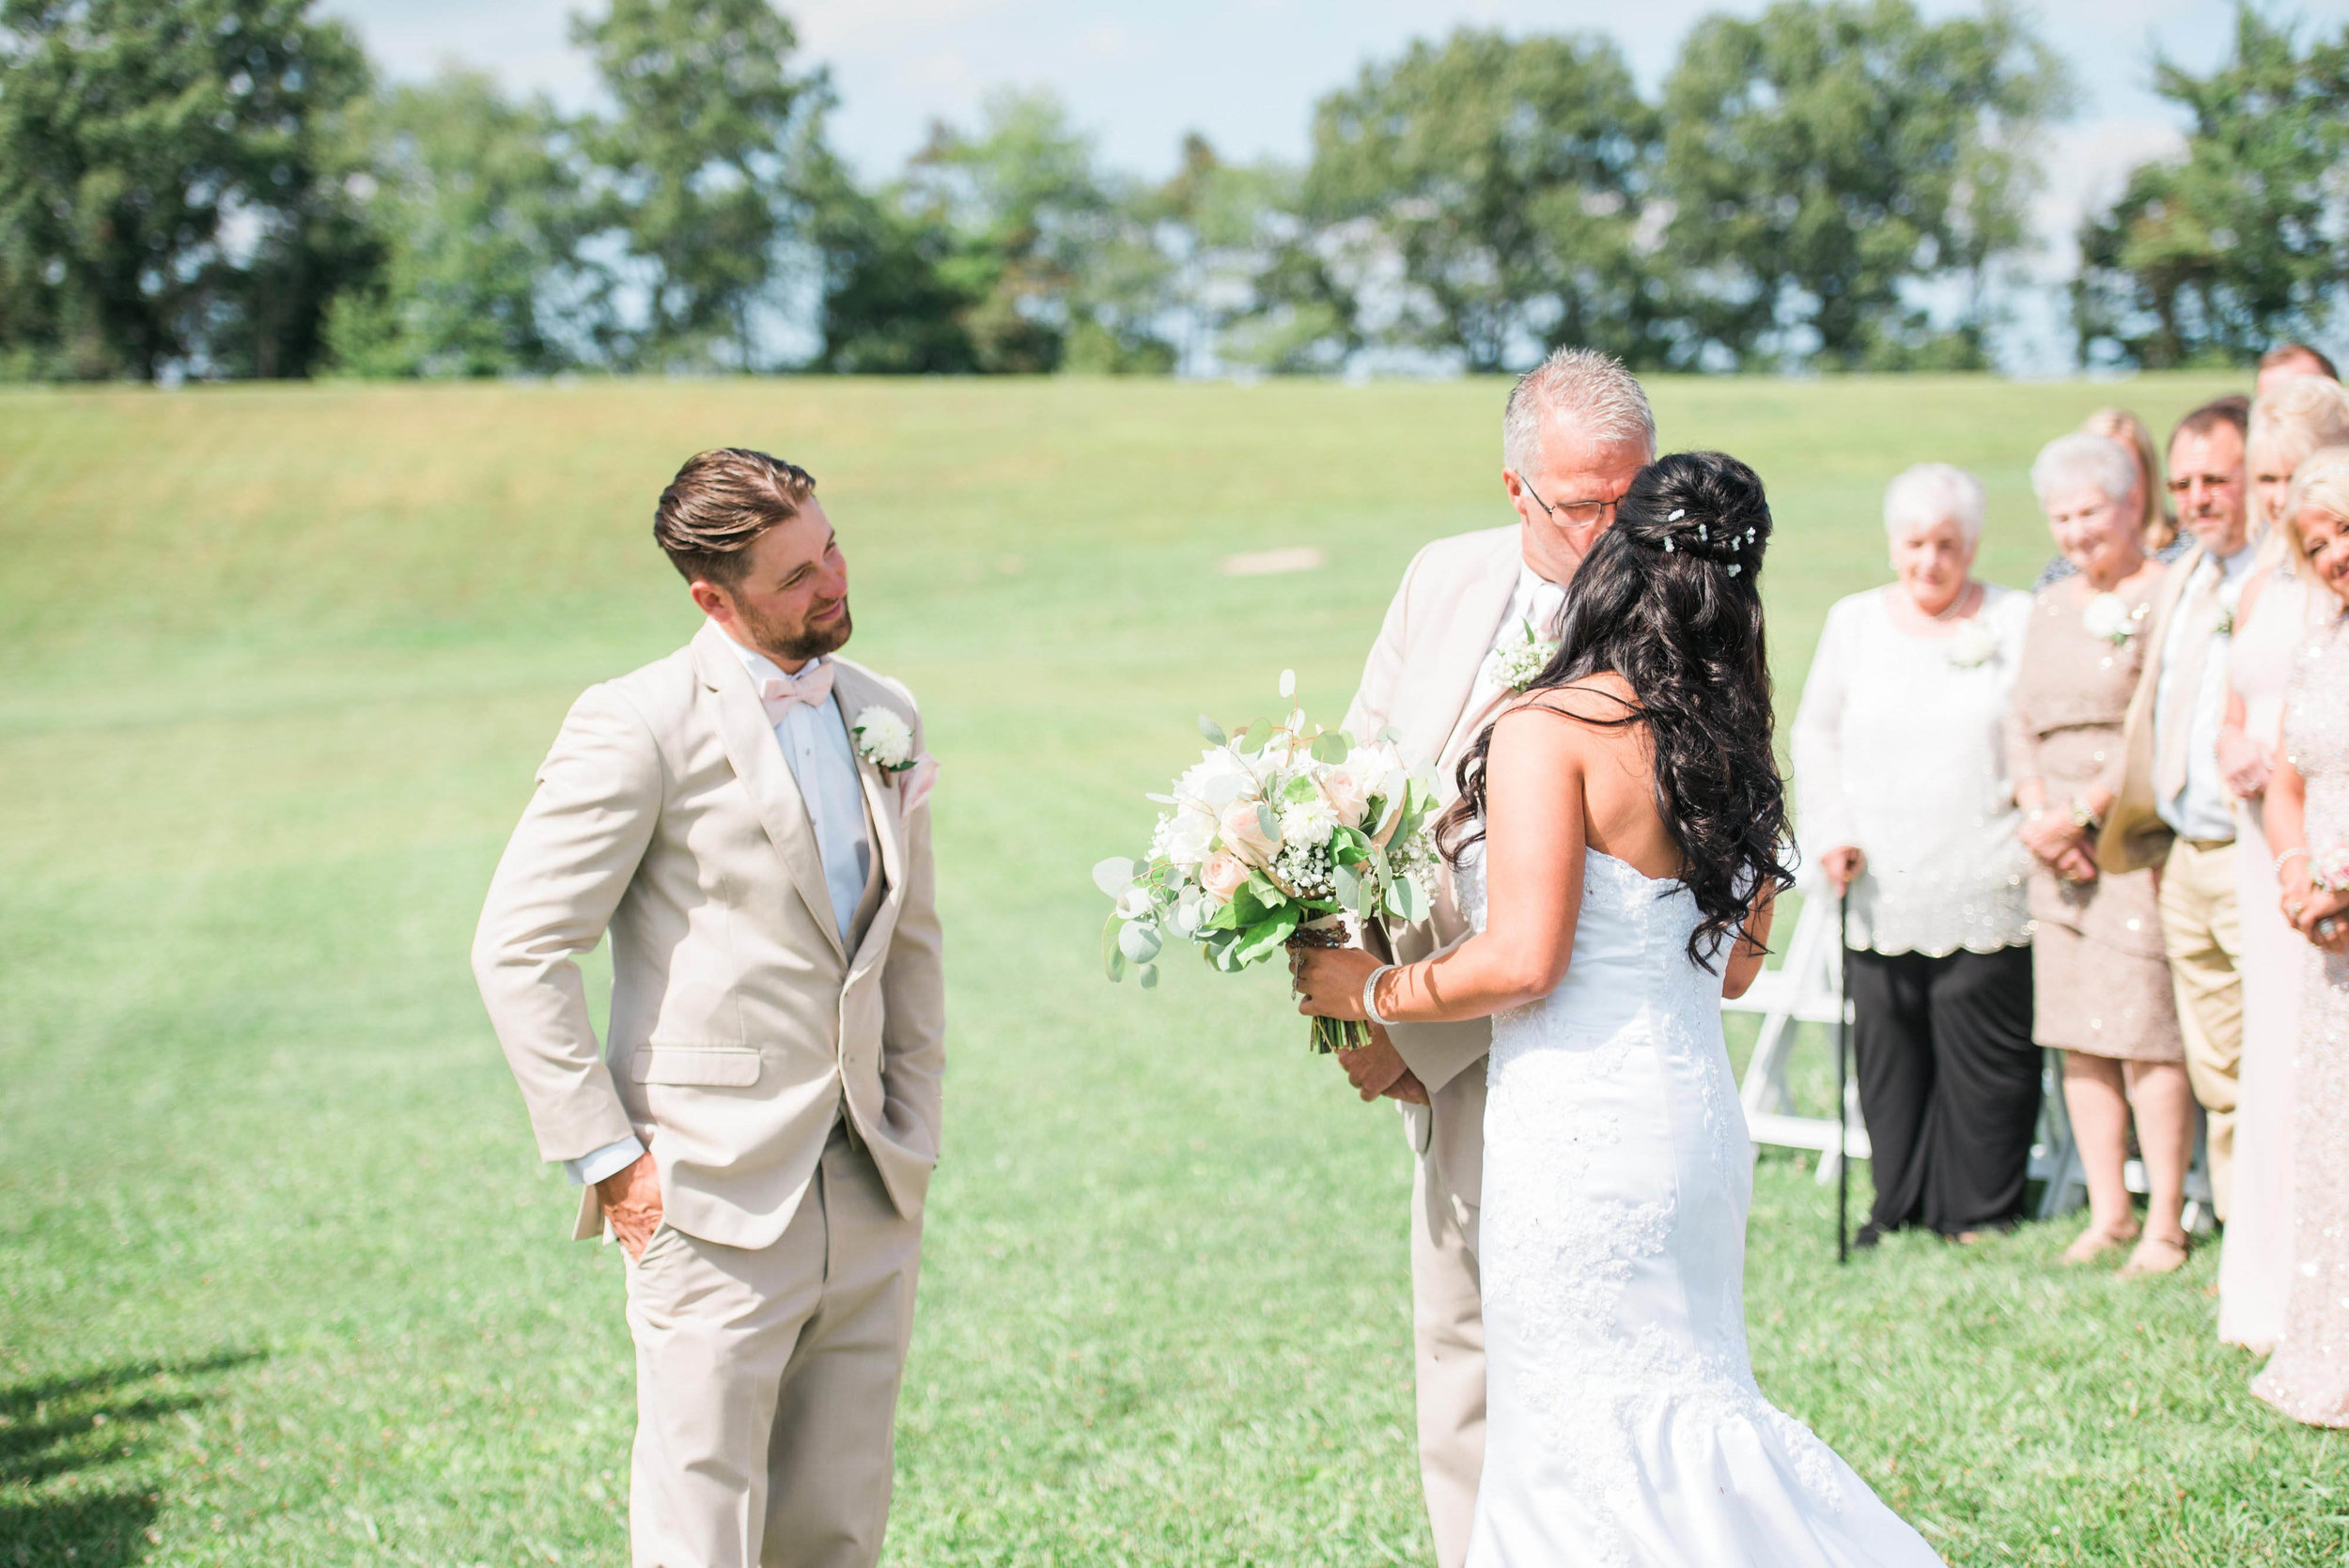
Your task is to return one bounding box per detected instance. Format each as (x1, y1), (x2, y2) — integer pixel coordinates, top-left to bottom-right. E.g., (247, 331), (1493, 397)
(1667, 509), (1687, 521)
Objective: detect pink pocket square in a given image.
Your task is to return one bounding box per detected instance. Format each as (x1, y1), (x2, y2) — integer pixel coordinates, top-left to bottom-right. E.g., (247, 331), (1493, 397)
(898, 753), (939, 814)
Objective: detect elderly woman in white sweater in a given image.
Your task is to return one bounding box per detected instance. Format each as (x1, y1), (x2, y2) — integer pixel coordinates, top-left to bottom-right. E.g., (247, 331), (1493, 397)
(1793, 462), (2039, 1247)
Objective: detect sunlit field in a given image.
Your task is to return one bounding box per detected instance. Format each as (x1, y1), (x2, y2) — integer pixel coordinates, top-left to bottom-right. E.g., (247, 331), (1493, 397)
(11, 371), (2340, 1567)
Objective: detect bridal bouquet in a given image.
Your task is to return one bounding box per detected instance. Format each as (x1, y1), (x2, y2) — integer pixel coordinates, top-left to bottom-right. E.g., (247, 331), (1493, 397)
(1094, 671), (1442, 1053)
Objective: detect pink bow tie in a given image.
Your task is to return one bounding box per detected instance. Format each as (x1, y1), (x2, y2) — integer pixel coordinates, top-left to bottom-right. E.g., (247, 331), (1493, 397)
(757, 661), (833, 722)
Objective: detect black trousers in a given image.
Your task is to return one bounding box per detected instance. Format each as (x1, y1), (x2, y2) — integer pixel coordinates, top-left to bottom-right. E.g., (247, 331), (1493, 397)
(1846, 944), (2040, 1236)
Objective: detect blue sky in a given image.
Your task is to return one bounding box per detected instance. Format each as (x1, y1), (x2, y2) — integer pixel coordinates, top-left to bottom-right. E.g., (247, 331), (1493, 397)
(320, 1), (2347, 371)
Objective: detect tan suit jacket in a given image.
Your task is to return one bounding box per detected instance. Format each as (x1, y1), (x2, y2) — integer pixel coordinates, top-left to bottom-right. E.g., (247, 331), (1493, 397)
(474, 620), (946, 1250)
(1344, 523), (1526, 1209)
(2097, 545), (2208, 875)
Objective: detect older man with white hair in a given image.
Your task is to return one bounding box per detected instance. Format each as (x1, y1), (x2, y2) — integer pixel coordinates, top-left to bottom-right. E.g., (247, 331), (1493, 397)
(1791, 463), (2041, 1250)
(1333, 345), (1653, 1568)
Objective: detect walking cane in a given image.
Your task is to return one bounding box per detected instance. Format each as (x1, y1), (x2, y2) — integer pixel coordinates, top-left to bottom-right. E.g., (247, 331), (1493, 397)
(1835, 889), (1851, 1265)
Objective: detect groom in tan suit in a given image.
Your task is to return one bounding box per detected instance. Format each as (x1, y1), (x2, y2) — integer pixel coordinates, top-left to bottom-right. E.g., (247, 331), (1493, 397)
(474, 448), (944, 1568)
(1338, 348), (1655, 1567)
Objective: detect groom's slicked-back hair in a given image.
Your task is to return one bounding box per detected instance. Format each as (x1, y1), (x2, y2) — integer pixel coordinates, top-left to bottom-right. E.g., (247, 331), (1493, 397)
(1501, 347), (1657, 474)
(655, 447), (818, 585)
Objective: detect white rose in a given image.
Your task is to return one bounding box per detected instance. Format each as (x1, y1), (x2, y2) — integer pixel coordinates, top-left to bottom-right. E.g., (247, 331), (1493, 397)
(1159, 805), (1217, 866)
(1174, 747), (1255, 812)
(851, 706), (915, 769)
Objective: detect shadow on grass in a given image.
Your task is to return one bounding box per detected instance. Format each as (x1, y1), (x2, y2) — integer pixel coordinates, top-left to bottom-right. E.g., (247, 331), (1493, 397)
(0, 1349), (263, 1567)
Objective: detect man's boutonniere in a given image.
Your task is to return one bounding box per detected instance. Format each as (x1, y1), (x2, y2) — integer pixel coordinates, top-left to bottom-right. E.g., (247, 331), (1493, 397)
(2082, 592), (2149, 646)
(852, 706), (939, 812)
(1947, 619), (2000, 669)
(1484, 617), (1561, 694)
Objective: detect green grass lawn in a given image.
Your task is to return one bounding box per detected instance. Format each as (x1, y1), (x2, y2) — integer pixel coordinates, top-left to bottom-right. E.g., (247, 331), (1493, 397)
(6, 371), (2343, 1567)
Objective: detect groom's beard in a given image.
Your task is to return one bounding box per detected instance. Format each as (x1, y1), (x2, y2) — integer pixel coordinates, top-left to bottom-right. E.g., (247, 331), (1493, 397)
(739, 595), (853, 666)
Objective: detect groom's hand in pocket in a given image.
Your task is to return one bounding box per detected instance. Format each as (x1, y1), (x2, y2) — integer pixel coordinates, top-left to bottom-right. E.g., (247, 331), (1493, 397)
(598, 1153), (664, 1260)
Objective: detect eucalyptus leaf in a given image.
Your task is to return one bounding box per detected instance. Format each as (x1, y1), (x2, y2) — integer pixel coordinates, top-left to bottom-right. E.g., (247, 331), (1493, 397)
(1198, 715), (1226, 746)
(1138, 963), (1159, 990)
(1092, 857), (1137, 897)
(1310, 731), (1348, 764)
(1332, 863), (1362, 911)
(1279, 668), (1297, 698)
(1256, 801), (1280, 841)
(1118, 922), (1163, 964)
(1109, 946), (1128, 983)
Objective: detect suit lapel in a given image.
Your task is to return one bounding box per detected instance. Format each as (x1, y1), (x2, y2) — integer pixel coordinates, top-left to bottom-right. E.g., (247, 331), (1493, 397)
(1432, 548), (1526, 771)
(691, 622), (848, 962)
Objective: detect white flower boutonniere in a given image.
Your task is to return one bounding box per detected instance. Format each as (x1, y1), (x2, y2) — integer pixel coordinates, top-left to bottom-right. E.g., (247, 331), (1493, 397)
(1947, 619), (2000, 670)
(1483, 617), (1561, 693)
(851, 706), (916, 772)
(2081, 592), (2148, 646)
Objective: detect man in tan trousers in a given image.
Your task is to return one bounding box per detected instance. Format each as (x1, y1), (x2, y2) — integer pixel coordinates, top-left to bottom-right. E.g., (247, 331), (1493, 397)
(1334, 348), (1655, 1567)
(474, 448), (945, 1568)
(2089, 396), (2254, 1235)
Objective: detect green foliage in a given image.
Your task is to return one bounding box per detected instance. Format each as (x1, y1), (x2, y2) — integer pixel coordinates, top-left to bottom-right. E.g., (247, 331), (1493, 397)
(322, 70), (587, 378)
(2075, 6), (2349, 369)
(0, 0), (376, 380)
(570, 0), (821, 371)
(1659, 0), (2062, 370)
(1301, 28), (1669, 371)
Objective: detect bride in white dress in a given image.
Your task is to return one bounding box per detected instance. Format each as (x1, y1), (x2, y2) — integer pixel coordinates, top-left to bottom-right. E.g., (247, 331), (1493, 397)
(1296, 452), (1945, 1567)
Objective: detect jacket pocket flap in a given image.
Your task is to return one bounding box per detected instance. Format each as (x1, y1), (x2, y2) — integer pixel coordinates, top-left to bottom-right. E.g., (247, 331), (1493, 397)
(630, 1048), (761, 1088)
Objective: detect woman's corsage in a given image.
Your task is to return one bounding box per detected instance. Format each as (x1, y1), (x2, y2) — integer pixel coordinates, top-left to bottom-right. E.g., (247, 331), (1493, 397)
(2081, 591), (2148, 646)
(1947, 619), (2000, 669)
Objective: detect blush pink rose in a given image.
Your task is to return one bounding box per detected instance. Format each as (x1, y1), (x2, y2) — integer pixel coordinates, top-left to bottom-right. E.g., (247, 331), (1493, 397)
(1318, 768), (1370, 828)
(1218, 800), (1280, 865)
(1200, 851), (1250, 902)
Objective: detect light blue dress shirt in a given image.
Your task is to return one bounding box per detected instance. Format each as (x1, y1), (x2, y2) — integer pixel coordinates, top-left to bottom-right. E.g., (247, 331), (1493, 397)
(563, 643), (873, 1188)
(2153, 545), (2254, 844)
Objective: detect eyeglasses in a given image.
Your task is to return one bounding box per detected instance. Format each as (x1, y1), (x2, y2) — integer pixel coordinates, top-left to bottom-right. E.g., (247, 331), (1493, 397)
(1518, 474), (1618, 530)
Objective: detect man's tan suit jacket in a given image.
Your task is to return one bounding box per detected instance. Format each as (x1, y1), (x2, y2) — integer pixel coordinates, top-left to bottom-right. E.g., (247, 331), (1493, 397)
(2096, 544), (2209, 876)
(1344, 523), (1527, 1210)
(474, 620), (946, 1250)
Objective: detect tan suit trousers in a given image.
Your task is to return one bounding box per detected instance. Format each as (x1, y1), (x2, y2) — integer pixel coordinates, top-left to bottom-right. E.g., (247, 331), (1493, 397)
(625, 1123), (922, 1568)
(2159, 837), (2243, 1220)
(1411, 1138), (1483, 1568)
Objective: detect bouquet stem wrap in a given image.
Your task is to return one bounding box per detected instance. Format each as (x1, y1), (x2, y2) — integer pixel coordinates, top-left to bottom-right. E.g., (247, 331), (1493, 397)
(1288, 917), (1375, 1055)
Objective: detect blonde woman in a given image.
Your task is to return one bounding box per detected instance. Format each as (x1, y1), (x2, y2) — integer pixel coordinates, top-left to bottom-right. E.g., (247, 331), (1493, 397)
(2251, 447), (2349, 1425)
(2218, 376), (2349, 1350)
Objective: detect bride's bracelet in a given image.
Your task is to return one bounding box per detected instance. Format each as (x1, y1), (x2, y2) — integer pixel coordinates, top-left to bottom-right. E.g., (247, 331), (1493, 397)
(2277, 846), (2310, 877)
(1363, 964), (1398, 1030)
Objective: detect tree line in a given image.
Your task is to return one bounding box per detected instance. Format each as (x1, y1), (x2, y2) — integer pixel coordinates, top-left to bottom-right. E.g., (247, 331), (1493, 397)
(1, 0), (2341, 382)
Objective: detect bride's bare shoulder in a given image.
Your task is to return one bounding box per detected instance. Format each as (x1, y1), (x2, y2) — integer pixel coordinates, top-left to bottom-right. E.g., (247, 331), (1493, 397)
(1501, 674), (1641, 732)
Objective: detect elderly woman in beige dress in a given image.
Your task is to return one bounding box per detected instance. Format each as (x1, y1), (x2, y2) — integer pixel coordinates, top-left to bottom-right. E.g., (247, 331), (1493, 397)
(2008, 433), (2192, 1275)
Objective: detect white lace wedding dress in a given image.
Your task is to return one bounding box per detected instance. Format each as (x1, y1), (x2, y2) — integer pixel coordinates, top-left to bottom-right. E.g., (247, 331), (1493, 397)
(1464, 848), (1945, 1567)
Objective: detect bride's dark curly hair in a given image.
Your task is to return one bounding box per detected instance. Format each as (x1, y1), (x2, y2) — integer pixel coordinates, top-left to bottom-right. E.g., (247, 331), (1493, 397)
(1437, 449), (1797, 970)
